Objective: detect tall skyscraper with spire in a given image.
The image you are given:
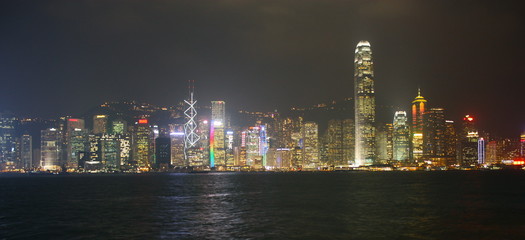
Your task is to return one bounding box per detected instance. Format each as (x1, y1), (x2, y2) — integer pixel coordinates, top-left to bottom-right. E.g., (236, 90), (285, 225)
(354, 40), (376, 166)
(411, 88), (427, 162)
(184, 80), (201, 166)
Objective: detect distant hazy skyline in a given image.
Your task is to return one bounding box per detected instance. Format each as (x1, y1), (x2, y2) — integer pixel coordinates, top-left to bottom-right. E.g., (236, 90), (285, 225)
(1, 0), (524, 137)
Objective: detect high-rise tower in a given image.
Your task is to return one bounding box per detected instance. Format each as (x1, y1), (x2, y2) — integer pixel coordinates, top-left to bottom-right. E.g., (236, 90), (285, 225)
(184, 80), (200, 162)
(354, 40), (376, 166)
(210, 101), (226, 168)
(393, 111), (410, 162)
(301, 121), (319, 169)
(459, 115), (479, 166)
(411, 88), (427, 162)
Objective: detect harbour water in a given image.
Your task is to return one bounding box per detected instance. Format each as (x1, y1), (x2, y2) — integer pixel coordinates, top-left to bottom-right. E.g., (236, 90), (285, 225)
(1, 171), (524, 239)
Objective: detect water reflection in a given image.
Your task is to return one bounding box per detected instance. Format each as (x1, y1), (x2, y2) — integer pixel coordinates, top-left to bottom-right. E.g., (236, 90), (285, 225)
(1, 172), (524, 239)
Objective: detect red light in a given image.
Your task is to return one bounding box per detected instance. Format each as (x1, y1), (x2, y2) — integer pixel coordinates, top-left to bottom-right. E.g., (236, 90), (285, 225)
(463, 115), (474, 122)
(69, 119), (78, 122)
(138, 119), (148, 124)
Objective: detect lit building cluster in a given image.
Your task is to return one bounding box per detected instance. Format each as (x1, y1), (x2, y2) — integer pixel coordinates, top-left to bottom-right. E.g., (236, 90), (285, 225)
(1, 41), (524, 173)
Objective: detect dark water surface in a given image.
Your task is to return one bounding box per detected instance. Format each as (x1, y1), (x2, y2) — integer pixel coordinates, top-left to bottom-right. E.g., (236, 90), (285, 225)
(1, 171), (525, 239)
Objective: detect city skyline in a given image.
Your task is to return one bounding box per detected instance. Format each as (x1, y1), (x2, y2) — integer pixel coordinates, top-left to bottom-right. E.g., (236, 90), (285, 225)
(1, 0), (524, 138)
(2, 2), (525, 239)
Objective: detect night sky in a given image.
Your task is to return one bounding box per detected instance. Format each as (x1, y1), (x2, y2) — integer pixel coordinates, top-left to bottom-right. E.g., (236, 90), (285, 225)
(1, 0), (524, 137)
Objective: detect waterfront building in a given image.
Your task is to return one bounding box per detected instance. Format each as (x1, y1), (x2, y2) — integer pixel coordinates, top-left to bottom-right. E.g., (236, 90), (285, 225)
(67, 128), (87, 170)
(354, 40), (376, 166)
(325, 119), (343, 166)
(301, 121), (319, 169)
(210, 101), (226, 167)
(322, 119), (354, 166)
(265, 148), (292, 169)
(478, 137), (486, 165)
(155, 137), (171, 170)
(443, 120), (457, 165)
(169, 124), (185, 167)
(41, 128), (62, 171)
(225, 130), (235, 167)
(376, 123), (393, 164)
(411, 89), (427, 162)
(236, 130), (248, 166)
(393, 111), (410, 163)
(291, 146), (303, 169)
(99, 134), (122, 171)
(0, 113), (18, 170)
(246, 126), (262, 168)
(194, 119), (209, 167)
(64, 118), (86, 170)
(486, 140), (498, 165)
(342, 119), (355, 166)
(132, 119), (152, 171)
(423, 108), (446, 165)
(20, 134), (32, 170)
(458, 115), (479, 166)
(259, 125), (269, 167)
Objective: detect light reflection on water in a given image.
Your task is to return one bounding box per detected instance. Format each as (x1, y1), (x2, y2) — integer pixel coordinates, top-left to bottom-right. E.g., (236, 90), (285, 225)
(1, 171), (525, 239)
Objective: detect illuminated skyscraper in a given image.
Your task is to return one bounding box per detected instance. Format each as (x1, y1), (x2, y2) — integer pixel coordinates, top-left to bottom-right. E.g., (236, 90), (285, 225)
(459, 115), (479, 166)
(354, 40), (376, 166)
(155, 137), (171, 170)
(423, 108), (446, 165)
(478, 138), (485, 165)
(322, 119), (354, 167)
(325, 119), (343, 166)
(246, 126), (261, 168)
(111, 119), (127, 135)
(20, 134), (32, 170)
(132, 119), (152, 171)
(41, 128), (61, 171)
(443, 120), (457, 165)
(183, 80), (200, 163)
(210, 101), (226, 168)
(193, 119), (209, 167)
(236, 130), (248, 166)
(342, 119), (355, 166)
(486, 140), (498, 165)
(211, 101), (226, 124)
(301, 121), (319, 169)
(0, 113), (18, 170)
(169, 124), (185, 167)
(259, 125), (269, 167)
(225, 130), (235, 167)
(411, 89), (427, 162)
(393, 111), (410, 162)
(65, 118), (87, 170)
(99, 134), (122, 171)
(118, 135), (131, 168)
(93, 115), (109, 135)
(376, 123), (393, 164)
